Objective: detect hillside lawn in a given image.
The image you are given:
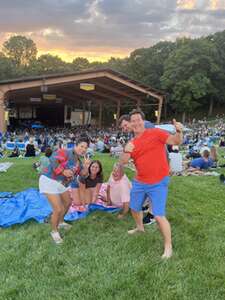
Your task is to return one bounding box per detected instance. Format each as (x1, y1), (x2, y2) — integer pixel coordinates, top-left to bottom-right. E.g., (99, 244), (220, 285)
(0, 153), (225, 300)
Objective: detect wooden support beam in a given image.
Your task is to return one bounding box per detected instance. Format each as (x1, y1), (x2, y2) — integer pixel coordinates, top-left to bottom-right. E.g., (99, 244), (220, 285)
(82, 102), (85, 125)
(0, 71), (108, 93)
(136, 99), (141, 109)
(0, 90), (6, 133)
(91, 80), (139, 101)
(58, 90), (110, 109)
(157, 96), (163, 124)
(126, 103), (158, 107)
(104, 72), (162, 101)
(116, 100), (121, 127)
(89, 89), (118, 103)
(98, 102), (103, 128)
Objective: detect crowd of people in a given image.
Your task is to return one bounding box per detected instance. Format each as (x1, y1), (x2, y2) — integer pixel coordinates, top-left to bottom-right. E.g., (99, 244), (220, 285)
(0, 125), (126, 159)
(1, 113), (225, 258)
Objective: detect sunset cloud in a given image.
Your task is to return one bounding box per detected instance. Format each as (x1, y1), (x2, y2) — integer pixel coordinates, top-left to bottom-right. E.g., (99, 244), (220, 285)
(0, 0), (225, 62)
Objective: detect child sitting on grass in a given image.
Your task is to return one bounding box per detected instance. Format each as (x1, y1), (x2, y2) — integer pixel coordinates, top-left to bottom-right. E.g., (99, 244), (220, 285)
(78, 160), (103, 205)
(106, 163), (131, 219)
(8, 146), (20, 158)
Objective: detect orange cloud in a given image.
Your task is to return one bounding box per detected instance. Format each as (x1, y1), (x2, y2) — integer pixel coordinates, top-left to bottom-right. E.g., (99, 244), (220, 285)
(177, 0), (196, 9)
(0, 32), (131, 63)
(210, 0), (225, 9)
(37, 48), (130, 62)
(177, 0), (225, 10)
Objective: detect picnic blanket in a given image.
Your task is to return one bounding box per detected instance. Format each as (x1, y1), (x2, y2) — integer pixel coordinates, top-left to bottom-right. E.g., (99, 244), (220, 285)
(0, 188), (120, 228)
(0, 162), (13, 172)
(178, 170), (220, 176)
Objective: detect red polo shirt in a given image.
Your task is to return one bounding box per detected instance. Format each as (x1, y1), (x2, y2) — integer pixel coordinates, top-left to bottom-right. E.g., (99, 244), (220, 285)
(130, 128), (169, 184)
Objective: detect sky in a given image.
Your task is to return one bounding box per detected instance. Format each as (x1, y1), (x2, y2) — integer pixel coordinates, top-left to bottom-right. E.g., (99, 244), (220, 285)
(0, 0), (225, 62)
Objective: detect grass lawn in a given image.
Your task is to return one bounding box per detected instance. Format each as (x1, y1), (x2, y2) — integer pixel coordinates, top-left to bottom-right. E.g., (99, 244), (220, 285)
(0, 154), (225, 300)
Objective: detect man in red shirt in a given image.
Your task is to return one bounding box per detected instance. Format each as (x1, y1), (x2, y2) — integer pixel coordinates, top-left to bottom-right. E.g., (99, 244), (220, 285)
(120, 109), (183, 259)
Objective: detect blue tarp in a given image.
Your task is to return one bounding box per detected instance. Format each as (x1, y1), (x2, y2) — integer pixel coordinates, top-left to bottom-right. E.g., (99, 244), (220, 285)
(31, 124), (45, 129)
(0, 188), (120, 228)
(156, 124), (192, 133)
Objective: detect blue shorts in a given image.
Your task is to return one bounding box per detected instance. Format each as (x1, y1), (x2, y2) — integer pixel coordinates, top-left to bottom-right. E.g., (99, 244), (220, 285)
(130, 177), (170, 216)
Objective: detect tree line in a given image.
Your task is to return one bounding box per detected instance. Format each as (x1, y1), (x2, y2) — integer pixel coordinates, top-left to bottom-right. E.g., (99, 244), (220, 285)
(1, 32), (225, 121)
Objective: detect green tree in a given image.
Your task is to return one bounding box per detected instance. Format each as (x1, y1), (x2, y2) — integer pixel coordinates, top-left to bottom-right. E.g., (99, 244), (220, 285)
(2, 35), (37, 67)
(105, 57), (129, 73)
(161, 38), (219, 121)
(206, 31), (225, 115)
(89, 60), (105, 70)
(29, 54), (71, 75)
(0, 52), (17, 80)
(124, 41), (176, 88)
(71, 57), (90, 71)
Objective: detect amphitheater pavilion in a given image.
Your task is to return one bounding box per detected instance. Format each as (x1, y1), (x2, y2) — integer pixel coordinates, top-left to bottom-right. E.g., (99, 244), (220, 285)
(0, 69), (165, 132)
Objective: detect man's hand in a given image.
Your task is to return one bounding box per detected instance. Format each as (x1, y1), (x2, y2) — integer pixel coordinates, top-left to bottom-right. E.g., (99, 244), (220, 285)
(124, 141), (134, 153)
(173, 119), (183, 133)
(62, 169), (74, 178)
(83, 156), (91, 168)
(119, 142), (134, 165)
(166, 119), (184, 145)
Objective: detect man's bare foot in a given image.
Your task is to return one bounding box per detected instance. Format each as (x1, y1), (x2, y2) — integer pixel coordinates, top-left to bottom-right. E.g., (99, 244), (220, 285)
(128, 228), (145, 235)
(161, 247), (173, 259)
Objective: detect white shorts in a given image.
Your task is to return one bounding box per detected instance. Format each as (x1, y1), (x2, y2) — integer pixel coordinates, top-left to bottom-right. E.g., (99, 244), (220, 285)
(39, 175), (69, 194)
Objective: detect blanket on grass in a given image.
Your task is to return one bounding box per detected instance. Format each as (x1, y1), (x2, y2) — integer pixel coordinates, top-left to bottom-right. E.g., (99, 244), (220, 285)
(0, 162), (13, 172)
(0, 188), (120, 228)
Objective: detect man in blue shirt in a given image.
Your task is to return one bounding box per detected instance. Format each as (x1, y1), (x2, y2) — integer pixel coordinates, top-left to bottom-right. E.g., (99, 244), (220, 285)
(118, 114), (155, 134)
(190, 150), (213, 170)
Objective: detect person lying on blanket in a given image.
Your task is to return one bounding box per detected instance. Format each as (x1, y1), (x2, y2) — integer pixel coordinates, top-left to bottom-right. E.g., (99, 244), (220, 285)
(106, 163), (131, 219)
(186, 149), (213, 174)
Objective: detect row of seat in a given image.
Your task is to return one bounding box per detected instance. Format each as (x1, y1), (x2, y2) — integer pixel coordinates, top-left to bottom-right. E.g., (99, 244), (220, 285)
(5, 142), (76, 151)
